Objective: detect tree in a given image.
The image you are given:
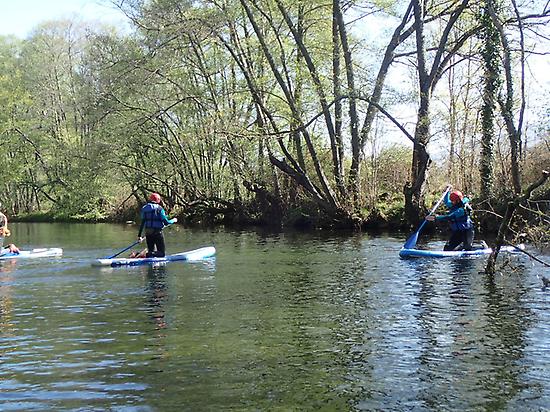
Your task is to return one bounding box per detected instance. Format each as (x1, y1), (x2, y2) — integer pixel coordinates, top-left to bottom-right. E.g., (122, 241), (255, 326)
(479, 0), (501, 201)
(404, 0), (476, 226)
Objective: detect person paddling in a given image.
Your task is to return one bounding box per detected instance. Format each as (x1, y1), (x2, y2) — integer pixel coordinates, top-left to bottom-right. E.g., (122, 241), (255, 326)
(137, 193), (178, 258)
(0, 207), (20, 256)
(426, 189), (475, 251)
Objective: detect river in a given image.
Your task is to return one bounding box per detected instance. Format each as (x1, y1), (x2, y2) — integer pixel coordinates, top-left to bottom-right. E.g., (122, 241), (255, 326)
(1, 223), (549, 410)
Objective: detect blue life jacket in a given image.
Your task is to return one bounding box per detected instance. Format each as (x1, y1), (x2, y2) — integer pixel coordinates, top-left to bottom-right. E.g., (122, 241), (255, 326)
(141, 202), (165, 230)
(448, 202), (473, 231)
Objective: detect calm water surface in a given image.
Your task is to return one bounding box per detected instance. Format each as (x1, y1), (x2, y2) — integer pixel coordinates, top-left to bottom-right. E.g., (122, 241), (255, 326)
(0, 223), (549, 410)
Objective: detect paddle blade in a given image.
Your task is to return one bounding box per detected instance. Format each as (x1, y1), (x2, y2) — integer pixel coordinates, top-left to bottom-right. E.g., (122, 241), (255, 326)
(403, 231), (420, 249)
(403, 220), (427, 249)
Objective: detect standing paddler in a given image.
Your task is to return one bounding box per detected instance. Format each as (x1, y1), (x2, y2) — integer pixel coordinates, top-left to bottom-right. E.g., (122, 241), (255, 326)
(136, 193), (178, 258)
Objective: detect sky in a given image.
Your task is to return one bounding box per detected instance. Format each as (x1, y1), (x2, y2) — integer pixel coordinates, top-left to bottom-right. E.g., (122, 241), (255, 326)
(0, 0), (129, 38)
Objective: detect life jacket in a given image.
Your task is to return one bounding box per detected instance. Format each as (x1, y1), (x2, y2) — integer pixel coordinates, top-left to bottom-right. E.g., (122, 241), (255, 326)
(141, 202), (165, 230)
(449, 201), (473, 231)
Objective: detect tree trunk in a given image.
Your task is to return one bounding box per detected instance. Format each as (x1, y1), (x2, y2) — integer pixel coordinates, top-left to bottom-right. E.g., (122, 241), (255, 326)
(333, 0), (360, 208)
(487, 2), (523, 194)
(331, 1), (345, 198)
(405, 98), (432, 226)
(405, 0), (431, 226)
(479, 0), (500, 201)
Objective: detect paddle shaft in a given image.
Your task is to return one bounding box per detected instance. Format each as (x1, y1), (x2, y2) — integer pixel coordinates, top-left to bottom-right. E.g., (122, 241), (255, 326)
(106, 239), (142, 259)
(422, 185), (452, 224)
(432, 186), (452, 212)
(403, 185), (452, 249)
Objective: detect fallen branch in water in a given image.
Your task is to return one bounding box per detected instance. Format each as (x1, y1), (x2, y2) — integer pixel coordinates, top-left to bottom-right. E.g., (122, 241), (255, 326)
(503, 240), (550, 267)
(485, 170), (550, 275)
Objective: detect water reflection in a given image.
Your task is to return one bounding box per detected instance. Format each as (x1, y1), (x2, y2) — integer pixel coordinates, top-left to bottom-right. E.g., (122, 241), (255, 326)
(0, 260), (16, 333)
(479, 271), (532, 409)
(398, 255), (537, 410)
(413, 260), (451, 410)
(143, 265), (168, 331)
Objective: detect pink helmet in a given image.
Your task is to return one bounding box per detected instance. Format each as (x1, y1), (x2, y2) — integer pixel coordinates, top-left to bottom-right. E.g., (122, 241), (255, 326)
(449, 190), (463, 203)
(149, 193), (162, 203)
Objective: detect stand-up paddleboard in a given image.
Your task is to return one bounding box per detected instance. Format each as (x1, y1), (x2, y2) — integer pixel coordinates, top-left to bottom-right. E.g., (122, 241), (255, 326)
(0, 248), (63, 260)
(399, 244), (523, 259)
(92, 246), (216, 267)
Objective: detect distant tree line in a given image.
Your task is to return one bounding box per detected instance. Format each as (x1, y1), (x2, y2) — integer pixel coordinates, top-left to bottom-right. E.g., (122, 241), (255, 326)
(0, 0), (548, 238)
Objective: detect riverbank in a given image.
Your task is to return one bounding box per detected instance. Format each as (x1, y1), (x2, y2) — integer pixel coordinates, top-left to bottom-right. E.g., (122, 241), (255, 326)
(10, 203), (410, 232)
(8, 191), (548, 243)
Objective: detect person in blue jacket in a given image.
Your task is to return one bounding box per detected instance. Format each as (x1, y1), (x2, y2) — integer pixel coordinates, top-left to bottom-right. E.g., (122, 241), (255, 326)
(426, 189), (475, 251)
(137, 193), (178, 258)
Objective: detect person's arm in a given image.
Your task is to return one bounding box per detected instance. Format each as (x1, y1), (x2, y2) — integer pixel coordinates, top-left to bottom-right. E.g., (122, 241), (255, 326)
(442, 191), (452, 209)
(436, 207), (466, 221)
(137, 210), (146, 239)
(160, 208), (177, 225)
(426, 190), (453, 221)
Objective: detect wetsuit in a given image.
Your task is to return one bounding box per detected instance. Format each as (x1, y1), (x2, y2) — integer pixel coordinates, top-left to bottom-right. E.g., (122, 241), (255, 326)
(435, 192), (474, 251)
(138, 202), (177, 257)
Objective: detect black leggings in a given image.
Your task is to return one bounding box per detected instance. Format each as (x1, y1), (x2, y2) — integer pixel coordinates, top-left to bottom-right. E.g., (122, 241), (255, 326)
(444, 227), (475, 251)
(145, 231), (166, 257)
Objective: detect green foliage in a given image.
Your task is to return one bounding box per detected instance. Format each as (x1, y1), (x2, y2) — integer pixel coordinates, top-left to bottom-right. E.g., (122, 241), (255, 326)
(372, 145), (412, 193)
(364, 195), (406, 226)
(14, 209), (108, 223)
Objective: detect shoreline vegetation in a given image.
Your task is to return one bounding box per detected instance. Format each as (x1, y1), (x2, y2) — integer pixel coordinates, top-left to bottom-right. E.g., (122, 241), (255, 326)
(9, 202), (410, 231)
(9, 185), (548, 238)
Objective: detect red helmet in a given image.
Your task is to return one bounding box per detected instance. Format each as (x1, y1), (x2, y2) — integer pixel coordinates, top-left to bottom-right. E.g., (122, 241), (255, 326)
(449, 190), (463, 203)
(149, 193), (162, 203)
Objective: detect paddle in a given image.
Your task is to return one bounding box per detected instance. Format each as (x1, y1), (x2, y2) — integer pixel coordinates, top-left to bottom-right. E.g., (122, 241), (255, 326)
(105, 239), (143, 259)
(403, 185), (452, 250)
